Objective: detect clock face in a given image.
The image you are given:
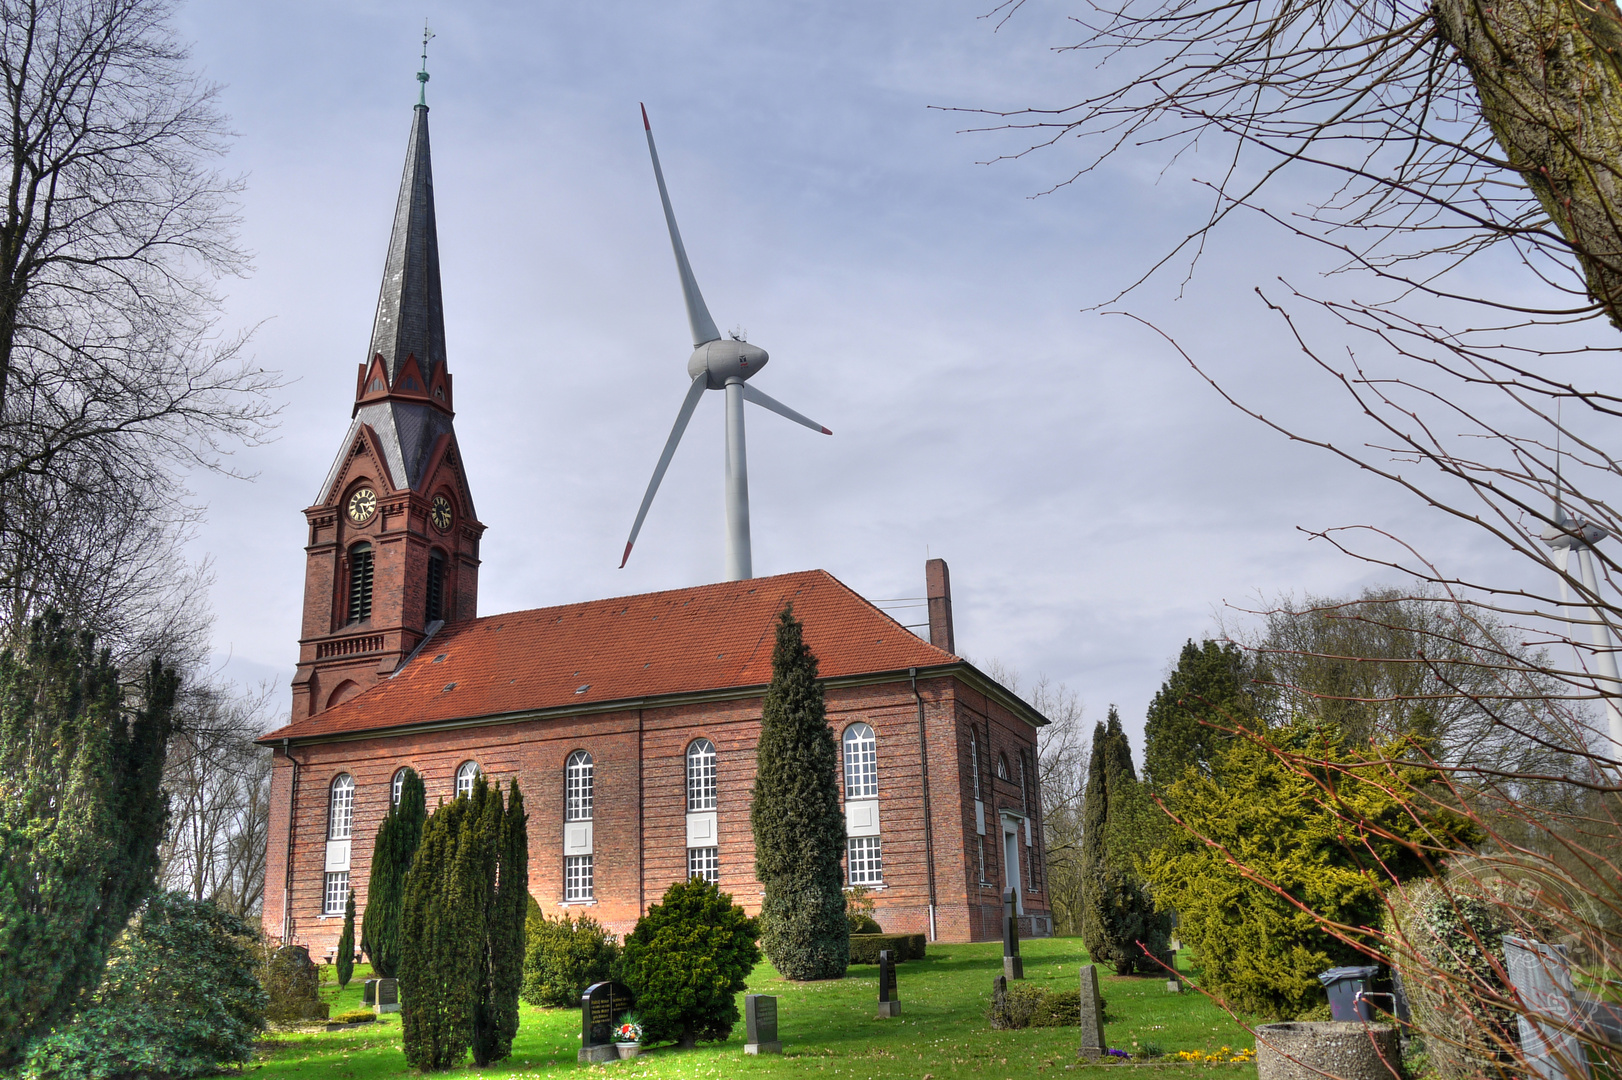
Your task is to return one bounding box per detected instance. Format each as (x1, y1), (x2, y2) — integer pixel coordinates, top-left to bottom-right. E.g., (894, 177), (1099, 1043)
(346, 487), (377, 525)
(431, 494), (454, 533)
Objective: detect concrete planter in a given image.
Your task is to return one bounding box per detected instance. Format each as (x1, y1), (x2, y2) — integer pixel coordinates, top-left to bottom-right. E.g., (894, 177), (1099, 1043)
(1255, 1021), (1401, 1080)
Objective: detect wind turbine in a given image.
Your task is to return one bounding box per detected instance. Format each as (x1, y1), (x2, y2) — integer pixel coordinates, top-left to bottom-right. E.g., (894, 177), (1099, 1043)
(1541, 506), (1622, 761)
(620, 105), (830, 581)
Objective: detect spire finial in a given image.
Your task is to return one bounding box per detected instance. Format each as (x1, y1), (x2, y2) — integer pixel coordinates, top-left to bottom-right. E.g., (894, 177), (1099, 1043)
(417, 21), (435, 106)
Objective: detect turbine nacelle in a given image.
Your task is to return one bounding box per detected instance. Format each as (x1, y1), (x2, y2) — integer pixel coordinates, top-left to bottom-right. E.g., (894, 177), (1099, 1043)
(688, 339), (769, 388)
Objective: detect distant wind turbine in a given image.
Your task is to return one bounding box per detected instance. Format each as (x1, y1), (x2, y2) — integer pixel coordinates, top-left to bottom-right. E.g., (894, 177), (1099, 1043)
(1541, 506), (1622, 760)
(620, 105), (831, 581)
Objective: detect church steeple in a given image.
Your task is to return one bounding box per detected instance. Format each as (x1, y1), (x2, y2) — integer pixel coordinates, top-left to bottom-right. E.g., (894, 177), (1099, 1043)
(366, 102), (446, 391)
(291, 82), (484, 723)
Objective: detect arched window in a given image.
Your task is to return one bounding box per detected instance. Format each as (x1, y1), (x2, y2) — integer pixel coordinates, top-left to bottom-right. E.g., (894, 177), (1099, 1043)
(456, 760), (480, 799)
(970, 730), (981, 800)
(686, 739), (716, 811)
(842, 723), (878, 799)
(328, 774), (354, 840)
(426, 550), (446, 622)
(347, 543), (375, 623)
(392, 767), (410, 807)
(997, 752), (1010, 781)
(566, 751), (593, 821)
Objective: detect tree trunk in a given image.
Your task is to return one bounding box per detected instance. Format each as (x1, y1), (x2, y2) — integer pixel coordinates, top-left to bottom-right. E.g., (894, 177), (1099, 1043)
(1434, 0), (1622, 326)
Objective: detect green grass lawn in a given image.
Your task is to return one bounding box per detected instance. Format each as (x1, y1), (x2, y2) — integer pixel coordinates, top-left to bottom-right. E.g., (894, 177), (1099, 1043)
(258, 938), (1259, 1079)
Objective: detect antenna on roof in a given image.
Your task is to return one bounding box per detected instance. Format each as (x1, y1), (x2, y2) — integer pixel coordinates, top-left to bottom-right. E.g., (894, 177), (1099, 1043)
(417, 21), (435, 106)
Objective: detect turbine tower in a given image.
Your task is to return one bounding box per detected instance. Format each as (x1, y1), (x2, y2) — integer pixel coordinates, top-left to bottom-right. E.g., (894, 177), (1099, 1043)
(1541, 507), (1622, 761)
(620, 105), (830, 581)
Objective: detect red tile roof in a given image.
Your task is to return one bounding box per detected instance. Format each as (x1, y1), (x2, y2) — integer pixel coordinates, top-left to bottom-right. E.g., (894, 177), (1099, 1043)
(261, 569), (959, 744)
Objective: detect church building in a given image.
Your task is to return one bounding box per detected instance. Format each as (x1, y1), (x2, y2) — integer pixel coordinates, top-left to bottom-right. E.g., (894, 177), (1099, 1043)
(258, 95), (1053, 956)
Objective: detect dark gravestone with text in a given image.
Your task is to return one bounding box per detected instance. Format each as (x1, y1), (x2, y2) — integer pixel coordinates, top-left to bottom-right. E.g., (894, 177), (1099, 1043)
(877, 950), (901, 1017)
(745, 994), (782, 1054)
(1079, 964), (1106, 1060)
(375, 977), (399, 1014)
(1003, 889), (1024, 980)
(579, 981), (635, 1064)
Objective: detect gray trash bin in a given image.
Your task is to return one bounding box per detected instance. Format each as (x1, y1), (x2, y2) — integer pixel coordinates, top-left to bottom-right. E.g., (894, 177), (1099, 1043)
(1318, 965), (1383, 1022)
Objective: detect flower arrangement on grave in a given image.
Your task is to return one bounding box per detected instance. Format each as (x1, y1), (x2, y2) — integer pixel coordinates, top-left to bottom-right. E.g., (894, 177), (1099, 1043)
(613, 1017), (643, 1045)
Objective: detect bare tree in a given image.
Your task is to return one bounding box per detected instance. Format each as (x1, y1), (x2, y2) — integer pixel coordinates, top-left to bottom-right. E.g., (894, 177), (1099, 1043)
(158, 678), (274, 920)
(963, 0), (1622, 1058)
(0, 0), (277, 655)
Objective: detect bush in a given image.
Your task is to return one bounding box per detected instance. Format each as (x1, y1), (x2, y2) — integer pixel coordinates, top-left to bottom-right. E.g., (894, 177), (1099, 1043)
(989, 983), (1085, 1029)
(845, 886), (880, 934)
(22, 893), (266, 1080)
(848, 933), (927, 964)
(1387, 876), (1528, 1080)
(521, 910), (620, 1008)
(615, 877), (760, 1047)
(331, 1010), (377, 1025)
(264, 944), (326, 1024)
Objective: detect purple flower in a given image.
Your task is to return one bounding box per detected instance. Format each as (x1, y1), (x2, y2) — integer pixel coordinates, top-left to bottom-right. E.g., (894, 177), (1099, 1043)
(1107, 1048), (1132, 1059)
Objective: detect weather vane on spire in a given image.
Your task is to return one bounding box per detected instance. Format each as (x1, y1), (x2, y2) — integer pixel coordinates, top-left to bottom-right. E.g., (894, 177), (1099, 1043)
(417, 21), (435, 106)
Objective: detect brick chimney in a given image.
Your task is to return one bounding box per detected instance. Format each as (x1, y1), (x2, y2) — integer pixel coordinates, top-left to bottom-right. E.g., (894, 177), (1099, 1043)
(925, 558), (955, 654)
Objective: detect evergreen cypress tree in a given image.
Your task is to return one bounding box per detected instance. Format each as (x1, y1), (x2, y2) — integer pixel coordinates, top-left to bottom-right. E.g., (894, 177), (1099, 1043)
(401, 787), (485, 1070)
(1142, 639), (1258, 792)
(336, 892), (356, 989)
(0, 612), (177, 1069)
(360, 767), (425, 979)
(471, 779), (527, 1067)
(1079, 708), (1169, 974)
(749, 604), (848, 981)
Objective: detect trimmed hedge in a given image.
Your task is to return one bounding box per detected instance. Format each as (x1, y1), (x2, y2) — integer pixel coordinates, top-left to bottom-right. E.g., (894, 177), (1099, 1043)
(848, 933), (926, 964)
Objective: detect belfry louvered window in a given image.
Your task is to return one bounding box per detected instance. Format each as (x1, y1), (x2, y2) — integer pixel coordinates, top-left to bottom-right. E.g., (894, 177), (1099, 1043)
(426, 551), (445, 621)
(347, 544), (374, 623)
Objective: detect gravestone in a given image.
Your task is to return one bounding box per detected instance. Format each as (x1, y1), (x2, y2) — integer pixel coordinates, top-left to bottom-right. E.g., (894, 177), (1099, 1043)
(578, 980), (635, 1064)
(877, 949), (901, 1017)
(363, 978), (376, 1006)
(1079, 963), (1106, 1060)
(375, 977), (399, 1015)
(264, 944), (329, 1025)
(1504, 936), (1590, 1080)
(745, 994), (782, 1054)
(1002, 889), (1024, 980)
(1166, 949), (1182, 993)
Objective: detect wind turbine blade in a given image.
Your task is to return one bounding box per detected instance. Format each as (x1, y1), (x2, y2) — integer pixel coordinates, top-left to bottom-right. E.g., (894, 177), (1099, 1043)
(741, 383), (832, 435)
(642, 104), (721, 348)
(621, 374), (710, 568)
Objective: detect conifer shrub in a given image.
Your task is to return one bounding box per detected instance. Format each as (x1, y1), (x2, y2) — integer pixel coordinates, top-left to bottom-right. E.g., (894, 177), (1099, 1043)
(336, 892), (356, 989)
(521, 911), (620, 1007)
(22, 893), (266, 1080)
(750, 604), (849, 980)
(400, 777), (528, 1071)
(1145, 722), (1481, 1018)
(614, 877), (760, 1048)
(0, 614), (177, 1069)
(361, 767), (425, 979)
(1080, 709), (1170, 974)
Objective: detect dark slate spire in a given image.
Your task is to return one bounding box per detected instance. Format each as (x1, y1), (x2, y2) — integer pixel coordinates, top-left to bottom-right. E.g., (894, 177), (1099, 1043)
(367, 104), (446, 384)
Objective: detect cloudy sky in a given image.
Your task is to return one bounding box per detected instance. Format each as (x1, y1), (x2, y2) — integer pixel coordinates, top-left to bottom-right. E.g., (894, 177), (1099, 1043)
(173, 0), (1540, 743)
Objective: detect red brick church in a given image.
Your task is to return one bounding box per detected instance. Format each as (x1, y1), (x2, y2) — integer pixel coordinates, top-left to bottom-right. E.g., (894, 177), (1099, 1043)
(258, 98), (1053, 957)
